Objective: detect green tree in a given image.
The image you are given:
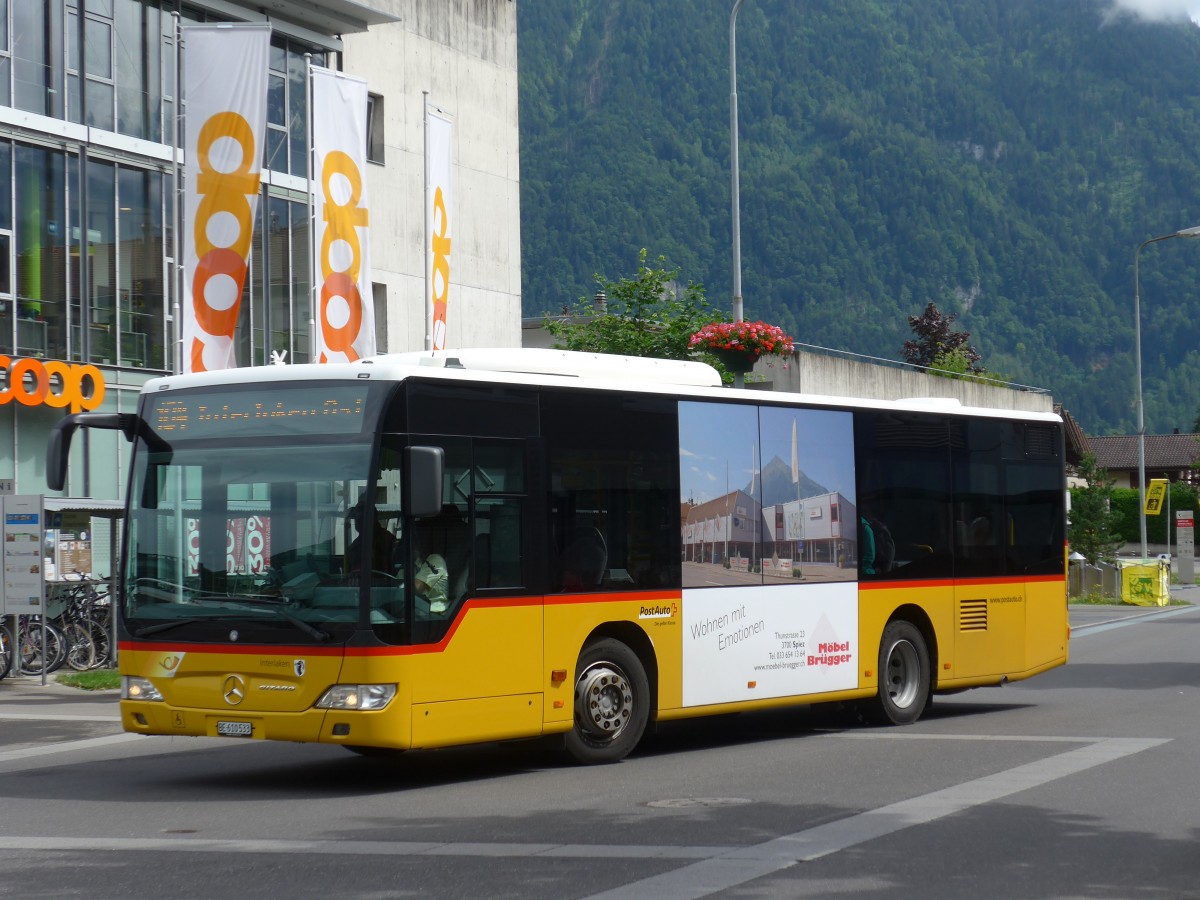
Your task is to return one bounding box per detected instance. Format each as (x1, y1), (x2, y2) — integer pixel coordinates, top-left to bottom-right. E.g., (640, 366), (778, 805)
(926, 347), (1012, 386)
(902, 302), (984, 373)
(543, 249), (718, 363)
(1067, 454), (1125, 564)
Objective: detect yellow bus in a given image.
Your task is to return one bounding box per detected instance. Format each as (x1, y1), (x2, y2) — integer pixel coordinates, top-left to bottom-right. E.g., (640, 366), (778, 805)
(48, 348), (1068, 763)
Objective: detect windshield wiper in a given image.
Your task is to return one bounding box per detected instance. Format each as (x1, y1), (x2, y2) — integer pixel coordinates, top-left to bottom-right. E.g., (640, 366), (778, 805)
(133, 618), (205, 638)
(220, 597), (331, 642)
(271, 609), (331, 643)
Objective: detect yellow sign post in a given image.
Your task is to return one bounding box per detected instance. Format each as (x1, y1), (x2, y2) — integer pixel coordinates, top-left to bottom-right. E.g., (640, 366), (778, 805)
(1144, 479), (1168, 516)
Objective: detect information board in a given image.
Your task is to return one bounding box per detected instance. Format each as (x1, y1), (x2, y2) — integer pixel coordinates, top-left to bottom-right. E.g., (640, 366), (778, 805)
(1176, 510), (1194, 584)
(55, 510), (95, 577)
(1, 494), (45, 615)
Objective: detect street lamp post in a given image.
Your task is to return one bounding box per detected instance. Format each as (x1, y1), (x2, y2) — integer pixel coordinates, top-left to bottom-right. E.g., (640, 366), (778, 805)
(730, 0), (747, 324)
(1133, 225), (1200, 560)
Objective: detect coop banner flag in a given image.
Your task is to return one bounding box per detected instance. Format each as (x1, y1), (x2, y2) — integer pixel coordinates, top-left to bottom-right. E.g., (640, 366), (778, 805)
(312, 66), (375, 362)
(181, 24), (270, 373)
(427, 106), (453, 350)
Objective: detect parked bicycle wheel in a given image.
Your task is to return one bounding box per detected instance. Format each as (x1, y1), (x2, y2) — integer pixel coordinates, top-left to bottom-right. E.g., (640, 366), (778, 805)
(63, 621), (97, 671)
(18, 618), (67, 675)
(0, 628), (11, 681)
(85, 621), (112, 669)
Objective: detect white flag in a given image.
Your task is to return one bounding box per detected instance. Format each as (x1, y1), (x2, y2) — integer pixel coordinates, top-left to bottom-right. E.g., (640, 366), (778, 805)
(312, 66), (375, 362)
(181, 24), (270, 373)
(427, 106), (453, 350)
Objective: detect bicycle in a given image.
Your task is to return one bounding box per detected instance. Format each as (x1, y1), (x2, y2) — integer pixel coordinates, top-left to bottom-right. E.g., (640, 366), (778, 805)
(0, 625), (11, 681)
(51, 576), (114, 671)
(16, 615), (67, 676)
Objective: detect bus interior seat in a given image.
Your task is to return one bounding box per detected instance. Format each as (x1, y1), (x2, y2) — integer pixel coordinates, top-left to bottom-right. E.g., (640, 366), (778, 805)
(563, 526), (607, 588)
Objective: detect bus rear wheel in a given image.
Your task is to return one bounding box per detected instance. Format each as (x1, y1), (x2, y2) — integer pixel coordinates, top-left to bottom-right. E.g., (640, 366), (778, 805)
(566, 639), (649, 764)
(865, 620), (929, 726)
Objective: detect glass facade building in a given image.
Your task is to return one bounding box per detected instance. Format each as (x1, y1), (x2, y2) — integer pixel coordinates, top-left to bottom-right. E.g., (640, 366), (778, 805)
(1, 0), (343, 503)
(1, 0), (526, 527)
(1, 0), (326, 374)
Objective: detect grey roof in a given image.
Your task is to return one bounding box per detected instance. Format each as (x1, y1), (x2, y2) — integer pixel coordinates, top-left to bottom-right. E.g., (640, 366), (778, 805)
(1088, 433), (1200, 470)
(1054, 405), (1090, 466)
(44, 498), (125, 518)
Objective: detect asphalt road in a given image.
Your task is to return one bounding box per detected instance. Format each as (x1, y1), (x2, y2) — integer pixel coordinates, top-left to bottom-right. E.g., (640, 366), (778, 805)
(1, 594), (1199, 900)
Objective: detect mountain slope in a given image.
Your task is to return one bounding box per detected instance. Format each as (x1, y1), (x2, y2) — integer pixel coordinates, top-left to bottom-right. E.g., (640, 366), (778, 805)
(517, 0), (1200, 434)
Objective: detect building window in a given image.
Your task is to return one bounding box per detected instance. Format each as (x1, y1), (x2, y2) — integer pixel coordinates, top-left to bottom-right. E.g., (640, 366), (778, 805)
(0, 0), (12, 104)
(249, 191), (312, 367)
(115, 0), (165, 141)
(265, 40), (288, 173)
(117, 165), (164, 368)
(367, 93), (384, 164)
(373, 281), (386, 353)
(265, 36), (325, 177)
(14, 145), (67, 360)
(85, 158), (117, 364)
(13, 0), (64, 119)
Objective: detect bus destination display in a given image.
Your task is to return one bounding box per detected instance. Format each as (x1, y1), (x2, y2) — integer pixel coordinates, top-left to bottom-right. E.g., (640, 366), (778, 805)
(149, 386), (370, 439)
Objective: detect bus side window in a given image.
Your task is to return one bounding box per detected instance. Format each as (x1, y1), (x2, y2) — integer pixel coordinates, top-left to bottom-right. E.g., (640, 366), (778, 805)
(478, 496), (522, 588)
(854, 412), (954, 581)
(542, 389), (679, 594)
(471, 440), (527, 591)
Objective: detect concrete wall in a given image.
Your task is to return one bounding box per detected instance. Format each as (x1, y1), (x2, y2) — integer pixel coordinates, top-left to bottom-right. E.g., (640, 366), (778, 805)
(343, 0), (521, 352)
(751, 350), (1055, 413)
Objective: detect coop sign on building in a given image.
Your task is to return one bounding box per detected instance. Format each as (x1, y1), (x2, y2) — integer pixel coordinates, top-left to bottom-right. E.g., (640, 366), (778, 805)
(0, 356), (106, 413)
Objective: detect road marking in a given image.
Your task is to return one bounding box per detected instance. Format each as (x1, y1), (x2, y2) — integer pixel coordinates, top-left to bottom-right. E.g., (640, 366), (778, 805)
(0, 732), (143, 762)
(0, 712), (118, 722)
(585, 736), (1169, 900)
(0, 835), (737, 860)
(0, 733), (1169, 900)
(1071, 603), (1196, 636)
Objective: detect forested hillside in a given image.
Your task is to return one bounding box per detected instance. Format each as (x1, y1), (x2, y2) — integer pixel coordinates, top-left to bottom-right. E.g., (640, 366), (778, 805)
(517, 0), (1200, 434)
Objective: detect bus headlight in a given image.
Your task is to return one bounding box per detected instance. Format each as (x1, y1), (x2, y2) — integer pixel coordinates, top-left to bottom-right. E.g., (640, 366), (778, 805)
(122, 676), (164, 701)
(315, 684), (396, 711)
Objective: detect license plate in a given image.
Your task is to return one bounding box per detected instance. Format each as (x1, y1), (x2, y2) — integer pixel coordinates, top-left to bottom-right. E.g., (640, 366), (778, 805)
(216, 720), (253, 737)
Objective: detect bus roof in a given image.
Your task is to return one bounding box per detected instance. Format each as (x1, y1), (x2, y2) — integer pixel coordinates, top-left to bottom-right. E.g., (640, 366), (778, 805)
(141, 348), (1062, 424)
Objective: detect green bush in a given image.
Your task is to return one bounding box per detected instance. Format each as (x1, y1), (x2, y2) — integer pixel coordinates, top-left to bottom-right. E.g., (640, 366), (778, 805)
(1109, 483), (1200, 545)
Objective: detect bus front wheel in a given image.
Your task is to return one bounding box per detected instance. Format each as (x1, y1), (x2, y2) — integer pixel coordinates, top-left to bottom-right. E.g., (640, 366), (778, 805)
(865, 620), (929, 726)
(566, 639), (649, 764)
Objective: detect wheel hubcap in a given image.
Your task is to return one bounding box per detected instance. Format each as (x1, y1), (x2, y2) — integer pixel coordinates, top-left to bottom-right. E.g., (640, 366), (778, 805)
(886, 639), (920, 709)
(575, 663), (633, 741)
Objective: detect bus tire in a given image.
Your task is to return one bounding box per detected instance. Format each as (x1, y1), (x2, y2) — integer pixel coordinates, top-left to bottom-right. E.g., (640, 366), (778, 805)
(566, 638), (649, 765)
(865, 620), (929, 726)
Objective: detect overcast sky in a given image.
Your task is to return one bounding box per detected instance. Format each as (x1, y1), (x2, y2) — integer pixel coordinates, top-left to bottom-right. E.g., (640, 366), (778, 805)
(1104, 0), (1200, 24)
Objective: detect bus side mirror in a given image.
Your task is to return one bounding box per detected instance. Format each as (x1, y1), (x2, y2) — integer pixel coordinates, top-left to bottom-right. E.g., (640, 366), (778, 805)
(46, 413), (138, 492)
(406, 446), (444, 519)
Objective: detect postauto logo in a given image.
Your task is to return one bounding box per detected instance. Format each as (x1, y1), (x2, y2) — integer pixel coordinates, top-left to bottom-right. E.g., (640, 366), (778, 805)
(0, 356), (106, 413)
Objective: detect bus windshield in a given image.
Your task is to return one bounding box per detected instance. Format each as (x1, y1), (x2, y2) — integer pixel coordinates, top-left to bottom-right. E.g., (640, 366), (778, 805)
(123, 437), (399, 644)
